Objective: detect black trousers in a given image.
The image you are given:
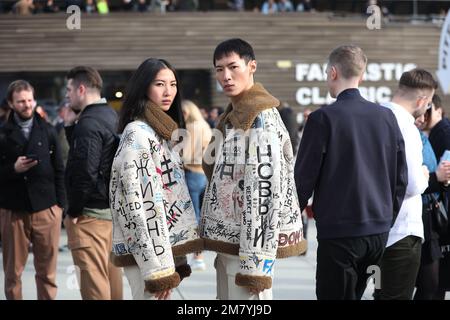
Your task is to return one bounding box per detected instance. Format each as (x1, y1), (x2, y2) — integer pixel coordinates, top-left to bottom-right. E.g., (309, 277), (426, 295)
(374, 235), (422, 300)
(316, 232), (389, 300)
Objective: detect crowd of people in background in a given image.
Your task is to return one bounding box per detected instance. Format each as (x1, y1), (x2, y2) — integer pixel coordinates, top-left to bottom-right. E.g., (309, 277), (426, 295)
(3, 0), (450, 17)
(1, 0), (317, 15)
(3, 33), (450, 301)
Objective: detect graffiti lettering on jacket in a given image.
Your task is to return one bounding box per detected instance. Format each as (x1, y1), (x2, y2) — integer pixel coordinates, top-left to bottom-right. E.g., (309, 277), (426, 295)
(110, 121), (200, 282)
(252, 143), (275, 249)
(149, 138), (161, 154)
(203, 216), (240, 242)
(165, 199), (182, 231)
(160, 155), (177, 189)
(278, 230), (301, 246)
(169, 229), (188, 245)
(240, 253), (275, 276)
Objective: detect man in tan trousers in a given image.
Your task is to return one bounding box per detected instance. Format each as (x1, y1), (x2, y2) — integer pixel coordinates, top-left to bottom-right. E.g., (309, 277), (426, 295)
(0, 80), (66, 299)
(63, 66), (123, 300)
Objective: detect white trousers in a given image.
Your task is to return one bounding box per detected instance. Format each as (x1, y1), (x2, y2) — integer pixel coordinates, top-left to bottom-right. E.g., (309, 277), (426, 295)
(123, 256), (188, 300)
(215, 253), (273, 300)
(123, 265), (158, 300)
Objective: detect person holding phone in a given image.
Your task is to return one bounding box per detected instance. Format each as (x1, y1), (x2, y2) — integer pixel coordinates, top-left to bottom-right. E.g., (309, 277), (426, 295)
(413, 104), (450, 300)
(424, 94), (450, 299)
(0, 80), (66, 300)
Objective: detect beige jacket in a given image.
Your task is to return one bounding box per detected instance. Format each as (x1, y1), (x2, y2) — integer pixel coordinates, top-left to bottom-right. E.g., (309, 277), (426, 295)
(182, 120), (212, 173)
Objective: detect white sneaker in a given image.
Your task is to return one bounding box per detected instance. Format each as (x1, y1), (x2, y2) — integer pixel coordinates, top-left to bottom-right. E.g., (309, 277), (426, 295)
(191, 258), (206, 271)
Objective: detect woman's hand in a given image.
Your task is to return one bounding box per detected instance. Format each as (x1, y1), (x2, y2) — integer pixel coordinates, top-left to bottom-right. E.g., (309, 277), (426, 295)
(154, 289), (172, 300)
(436, 160), (450, 184)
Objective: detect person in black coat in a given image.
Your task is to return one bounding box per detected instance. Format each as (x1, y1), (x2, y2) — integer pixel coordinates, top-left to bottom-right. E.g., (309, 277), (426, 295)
(426, 94), (450, 299)
(278, 102), (300, 155)
(294, 45), (408, 300)
(0, 80), (66, 299)
(63, 66), (123, 300)
(413, 101), (450, 300)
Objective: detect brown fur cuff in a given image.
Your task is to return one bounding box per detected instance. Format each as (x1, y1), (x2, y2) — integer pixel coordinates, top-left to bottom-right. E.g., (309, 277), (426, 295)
(176, 264), (192, 281)
(203, 238), (239, 255)
(110, 252), (136, 267)
(145, 272), (181, 293)
(172, 238), (204, 257)
(276, 239), (308, 258)
(235, 273), (272, 291)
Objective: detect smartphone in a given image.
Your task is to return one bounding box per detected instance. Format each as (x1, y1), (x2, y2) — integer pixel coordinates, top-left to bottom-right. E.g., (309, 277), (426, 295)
(441, 150), (450, 164)
(25, 154), (39, 162)
(440, 150), (450, 186)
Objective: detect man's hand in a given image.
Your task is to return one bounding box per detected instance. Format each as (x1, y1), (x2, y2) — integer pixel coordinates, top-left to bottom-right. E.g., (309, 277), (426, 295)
(249, 287), (264, 295)
(436, 160), (450, 184)
(14, 156), (38, 173)
(64, 215), (78, 225)
(422, 165), (430, 182)
(63, 107), (79, 126)
(154, 289), (172, 300)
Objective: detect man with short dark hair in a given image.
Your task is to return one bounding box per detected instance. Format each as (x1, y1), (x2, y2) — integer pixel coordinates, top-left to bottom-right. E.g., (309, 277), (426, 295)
(64, 66), (123, 300)
(201, 38), (306, 300)
(294, 45), (408, 300)
(375, 68), (438, 300)
(0, 80), (66, 299)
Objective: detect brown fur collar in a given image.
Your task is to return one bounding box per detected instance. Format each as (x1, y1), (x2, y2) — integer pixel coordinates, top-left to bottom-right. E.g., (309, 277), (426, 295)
(217, 82), (279, 132)
(203, 83), (279, 181)
(143, 102), (178, 141)
(145, 272), (181, 293)
(235, 273), (272, 291)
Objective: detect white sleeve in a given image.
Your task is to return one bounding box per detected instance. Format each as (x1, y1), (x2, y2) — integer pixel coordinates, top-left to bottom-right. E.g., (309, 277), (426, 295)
(403, 126), (428, 197)
(115, 131), (176, 283)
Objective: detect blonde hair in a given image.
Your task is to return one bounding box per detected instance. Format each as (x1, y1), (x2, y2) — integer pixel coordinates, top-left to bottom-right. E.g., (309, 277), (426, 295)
(328, 45), (367, 79)
(182, 100), (206, 124)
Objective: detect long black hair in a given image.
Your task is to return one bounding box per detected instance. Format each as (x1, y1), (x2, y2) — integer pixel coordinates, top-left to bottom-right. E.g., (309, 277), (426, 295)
(118, 58), (185, 133)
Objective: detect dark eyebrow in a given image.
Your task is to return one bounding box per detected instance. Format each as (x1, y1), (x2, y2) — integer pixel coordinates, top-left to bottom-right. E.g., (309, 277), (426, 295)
(215, 61), (238, 69)
(152, 79), (177, 84)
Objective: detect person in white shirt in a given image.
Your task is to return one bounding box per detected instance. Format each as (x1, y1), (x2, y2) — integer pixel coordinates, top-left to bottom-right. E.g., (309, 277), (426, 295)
(375, 68), (438, 300)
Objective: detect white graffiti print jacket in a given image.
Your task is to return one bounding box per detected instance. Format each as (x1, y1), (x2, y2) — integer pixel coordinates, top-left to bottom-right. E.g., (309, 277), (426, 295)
(109, 119), (203, 293)
(201, 84), (307, 291)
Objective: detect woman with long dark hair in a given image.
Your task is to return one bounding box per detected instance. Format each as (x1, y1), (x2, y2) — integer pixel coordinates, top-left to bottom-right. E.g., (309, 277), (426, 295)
(109, 58), (203, 300)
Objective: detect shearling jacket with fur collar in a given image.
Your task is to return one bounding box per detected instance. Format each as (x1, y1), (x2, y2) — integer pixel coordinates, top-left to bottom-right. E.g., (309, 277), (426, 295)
(201, 83), (307, 291)
(109, 109), (202, 293)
